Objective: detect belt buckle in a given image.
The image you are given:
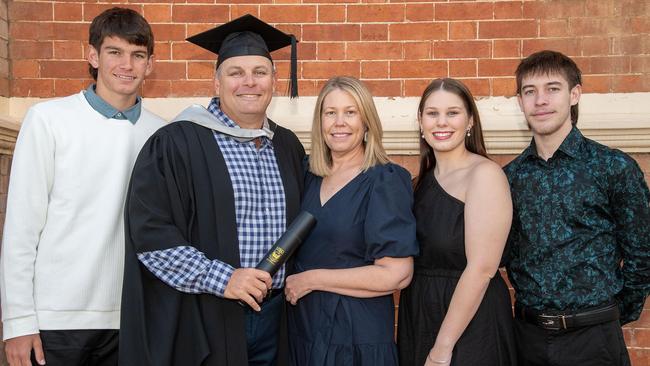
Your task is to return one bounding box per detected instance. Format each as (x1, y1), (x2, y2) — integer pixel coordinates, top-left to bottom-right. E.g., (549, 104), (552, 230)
(538, 314), (567, 330)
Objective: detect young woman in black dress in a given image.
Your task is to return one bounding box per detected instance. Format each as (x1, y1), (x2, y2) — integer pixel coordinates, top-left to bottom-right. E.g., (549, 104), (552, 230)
(398, 78), (517, 366)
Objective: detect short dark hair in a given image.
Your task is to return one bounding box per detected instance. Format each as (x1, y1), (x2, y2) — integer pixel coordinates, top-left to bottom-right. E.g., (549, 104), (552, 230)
(515, 50), (582, 125)
(88, 7), (154, 80)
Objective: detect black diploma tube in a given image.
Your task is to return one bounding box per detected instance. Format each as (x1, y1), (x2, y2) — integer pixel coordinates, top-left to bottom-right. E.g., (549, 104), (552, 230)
(256, 211), (317, 276)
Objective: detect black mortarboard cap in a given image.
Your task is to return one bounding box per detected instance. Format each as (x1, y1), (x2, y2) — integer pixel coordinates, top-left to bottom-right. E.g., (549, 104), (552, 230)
(187, 14), (299, 98)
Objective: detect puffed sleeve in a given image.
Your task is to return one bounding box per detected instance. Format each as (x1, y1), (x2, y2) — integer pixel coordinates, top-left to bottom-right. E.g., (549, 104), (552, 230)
(364, 163), (419, 261)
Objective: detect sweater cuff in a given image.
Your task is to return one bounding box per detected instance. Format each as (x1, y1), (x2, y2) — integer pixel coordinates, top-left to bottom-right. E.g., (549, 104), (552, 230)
(2, 315), (39, 341)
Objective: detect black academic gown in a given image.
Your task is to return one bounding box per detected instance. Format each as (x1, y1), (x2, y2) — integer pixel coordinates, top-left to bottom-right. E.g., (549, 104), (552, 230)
(119, 120), (305, 366)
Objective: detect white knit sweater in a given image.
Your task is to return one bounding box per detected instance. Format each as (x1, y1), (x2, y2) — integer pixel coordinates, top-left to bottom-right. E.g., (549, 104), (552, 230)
(0, 92), (165, 340)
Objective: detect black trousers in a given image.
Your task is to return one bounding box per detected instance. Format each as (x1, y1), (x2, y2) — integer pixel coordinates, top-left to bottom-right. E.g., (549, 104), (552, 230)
(514, 318), (631, 366)
(31, 329), (118, 366)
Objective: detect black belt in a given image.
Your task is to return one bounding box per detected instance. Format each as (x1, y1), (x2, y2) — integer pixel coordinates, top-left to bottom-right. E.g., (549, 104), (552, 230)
(515, 302), (619, 330)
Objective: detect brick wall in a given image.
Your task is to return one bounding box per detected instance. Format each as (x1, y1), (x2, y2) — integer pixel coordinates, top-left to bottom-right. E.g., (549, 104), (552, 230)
(7, 0), (650, 98)
(0, 0), (8, 97)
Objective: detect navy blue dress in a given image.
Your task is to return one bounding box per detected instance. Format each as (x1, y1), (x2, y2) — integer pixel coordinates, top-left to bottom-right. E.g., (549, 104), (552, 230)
(288, 163), (418, 366)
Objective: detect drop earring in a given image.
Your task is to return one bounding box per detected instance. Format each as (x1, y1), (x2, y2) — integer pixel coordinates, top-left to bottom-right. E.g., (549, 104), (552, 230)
(364, 131), (368, 142)
(466, 128), (471, 137)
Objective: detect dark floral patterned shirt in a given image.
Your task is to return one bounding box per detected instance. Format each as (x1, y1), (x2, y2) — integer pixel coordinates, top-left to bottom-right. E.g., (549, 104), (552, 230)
(505, 127), (650, 324)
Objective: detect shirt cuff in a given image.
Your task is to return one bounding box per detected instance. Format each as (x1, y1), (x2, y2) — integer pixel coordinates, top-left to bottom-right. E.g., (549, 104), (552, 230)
(2, 315), (39, 341)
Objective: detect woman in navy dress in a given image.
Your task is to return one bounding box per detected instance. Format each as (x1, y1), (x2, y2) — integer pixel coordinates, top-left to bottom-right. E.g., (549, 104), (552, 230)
(285, 76), (418, 366)
(397, 78), (516, 365)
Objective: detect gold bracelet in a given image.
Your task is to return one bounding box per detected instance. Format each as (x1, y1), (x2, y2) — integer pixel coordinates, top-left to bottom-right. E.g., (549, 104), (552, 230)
(427, 353), (450, 364)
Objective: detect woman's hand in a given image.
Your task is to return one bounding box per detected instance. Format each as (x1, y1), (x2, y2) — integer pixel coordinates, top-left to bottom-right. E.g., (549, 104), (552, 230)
(284, 270), (317, 305)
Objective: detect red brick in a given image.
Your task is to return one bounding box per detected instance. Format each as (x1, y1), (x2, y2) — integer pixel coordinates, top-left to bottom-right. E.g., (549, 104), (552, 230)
(405, 79), (432, 97)
(187, 62), (214, 79)
(11, 79), (55, 98)
(569, 18), (627, 36)
(618, 0), (649, 17)
(271, 42), (315, 62)
(348, 4), (404, 22)
(631, 56), (650, 73)
(389, 23), (447, 41)
(150, 24), (186, 42)
(10, 22), (55, 40)
(144, 5), (172, 23)
(449, 60), (476, 77)
(435, 41), (491, 59)
(260, 5), (316, 23)
(591, 56), (630, 74)
(406, 4), (433, 22)
(9, 2), (52, 21)
(10, 41), (53, 59)
(317, 5), (345, 22)
(303, 24), (359, 41)
(493, 40), (520, 58)
(494, 1), (523, 19)
(580, 37), (610, 56)
(221, 0), (270, 4)
(612, 75), (646, 93)
(584, 1), (614, 17)
(633, 328), (650, 347)
(149, 62), (186, 80)
(403, 42), (431, 60)
(154, 42), (171, 61)
(170, 80), (214, 97)
(582, 75), (611, 93)
(540, 20), (569, 37)
(435, 2), (493, 21)
(274, 24), (302, 39)
(492, 77), (516, 96)
(186, 24), (215, 38)
(303, 61), (360, 79)
(478, 59), (520, 77)
(362, 80), (401, 97)
(172, 5), (228, 23)
(458, 78), (490, 97)
(522, 1), (585, 19)
(54, 3), (82, 21)
(630, 17), (650, 34)
(53, 41), (84, 60)
(612, 35), (645, 56)
(317, 43), (345, 61)
(361, 61), (389, 79)
(11, 60), (39, 78)
(361, 24), (389, 41)
(628, 348), (649, 366)
(522, 39), (581, 57)
(52, 23), (89, 41)
(230, 5), (260, 19)
(390, 60), (447, 78)
(348, 42), (401, 60)
(479, 20), (537, 39)
(41, 61), (87, 78)
(84, 4), (141, 21)
(54, 79), (88, 96)
(450, 22), (477, 40)
(142, 79), (172, 98)
(172, 42), (215, 61)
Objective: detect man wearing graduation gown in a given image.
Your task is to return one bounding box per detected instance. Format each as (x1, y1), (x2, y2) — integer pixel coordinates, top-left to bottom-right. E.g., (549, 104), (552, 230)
(119, 15), (305, 366)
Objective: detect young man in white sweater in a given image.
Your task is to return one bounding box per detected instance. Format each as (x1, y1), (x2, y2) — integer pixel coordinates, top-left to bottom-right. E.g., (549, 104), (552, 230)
(0, 7), (164, 366)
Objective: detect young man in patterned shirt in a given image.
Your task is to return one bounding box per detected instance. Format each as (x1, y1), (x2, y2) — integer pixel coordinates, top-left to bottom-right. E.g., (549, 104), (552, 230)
(505, 50), (649, 366)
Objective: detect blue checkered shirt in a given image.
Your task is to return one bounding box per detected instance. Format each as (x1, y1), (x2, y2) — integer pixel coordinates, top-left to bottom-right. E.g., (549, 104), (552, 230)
(137, 98), (287, 296)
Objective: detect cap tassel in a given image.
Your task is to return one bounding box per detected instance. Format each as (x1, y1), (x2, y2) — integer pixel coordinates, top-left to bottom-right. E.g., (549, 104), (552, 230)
(289, 34), (298, 99)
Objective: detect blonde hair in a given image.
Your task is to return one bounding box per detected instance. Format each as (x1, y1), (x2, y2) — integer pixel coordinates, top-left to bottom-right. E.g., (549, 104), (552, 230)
(309, 76), (390, 177)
